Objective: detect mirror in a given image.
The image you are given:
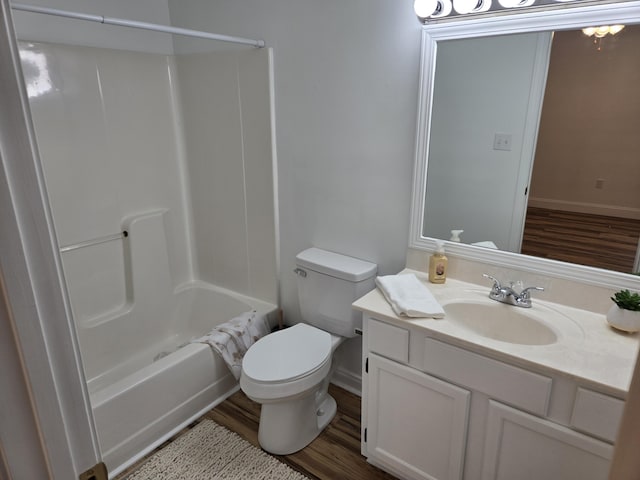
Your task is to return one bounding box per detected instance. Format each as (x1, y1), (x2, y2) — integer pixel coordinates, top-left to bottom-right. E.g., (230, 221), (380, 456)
(410, 1), (640, 289)
(424, 26), (640, 274)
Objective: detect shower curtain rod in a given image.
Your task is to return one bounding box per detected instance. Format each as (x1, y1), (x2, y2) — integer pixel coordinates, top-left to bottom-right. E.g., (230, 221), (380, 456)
(11, 2), (265, 48)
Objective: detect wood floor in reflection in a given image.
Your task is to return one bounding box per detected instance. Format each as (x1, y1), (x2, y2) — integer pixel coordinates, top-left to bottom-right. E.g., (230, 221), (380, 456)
(205, 384), (397, 480)
(521, 207), (640, 274)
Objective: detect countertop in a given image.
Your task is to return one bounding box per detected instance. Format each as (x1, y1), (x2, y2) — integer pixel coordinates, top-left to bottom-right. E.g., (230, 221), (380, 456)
(353, 269), (640, 398)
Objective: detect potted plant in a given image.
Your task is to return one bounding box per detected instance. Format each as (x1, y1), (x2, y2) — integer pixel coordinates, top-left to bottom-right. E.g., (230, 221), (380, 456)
(606, 289), (640, 333)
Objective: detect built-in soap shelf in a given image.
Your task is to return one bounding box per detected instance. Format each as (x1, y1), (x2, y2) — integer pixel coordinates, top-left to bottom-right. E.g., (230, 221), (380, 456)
(60, 209), (171, 328)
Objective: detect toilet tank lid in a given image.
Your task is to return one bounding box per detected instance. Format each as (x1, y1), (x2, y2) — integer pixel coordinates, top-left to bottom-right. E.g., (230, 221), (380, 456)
(296, 248), (377, 282)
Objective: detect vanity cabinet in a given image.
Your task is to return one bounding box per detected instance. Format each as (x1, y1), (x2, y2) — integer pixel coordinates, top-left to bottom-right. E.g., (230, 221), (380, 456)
(361, 315), (621, 480)
(367, 354), (470, 480)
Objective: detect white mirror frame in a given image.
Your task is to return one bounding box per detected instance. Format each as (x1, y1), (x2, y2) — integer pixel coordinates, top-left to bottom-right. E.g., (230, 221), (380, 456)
(410, 0), (640, 290)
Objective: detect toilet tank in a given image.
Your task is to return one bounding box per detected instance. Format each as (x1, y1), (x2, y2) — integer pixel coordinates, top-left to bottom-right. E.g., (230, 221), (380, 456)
(295, 248), (377, 338)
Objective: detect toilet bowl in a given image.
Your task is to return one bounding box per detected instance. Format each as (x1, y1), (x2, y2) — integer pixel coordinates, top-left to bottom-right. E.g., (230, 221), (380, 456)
(239, 248), (377, 455)
(240, 323), (344, 454)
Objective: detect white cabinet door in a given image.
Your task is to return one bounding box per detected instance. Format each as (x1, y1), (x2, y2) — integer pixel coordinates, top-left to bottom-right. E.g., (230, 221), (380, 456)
(482, 401), (613, 480)
(366, 354), (470, 480)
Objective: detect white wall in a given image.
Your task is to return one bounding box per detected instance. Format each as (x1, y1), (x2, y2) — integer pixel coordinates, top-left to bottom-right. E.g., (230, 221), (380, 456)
(168, 0), (422, 383)
(13, 0), (422, 389)
(530, 26), (640, 219)
(424, 32), (544, 250)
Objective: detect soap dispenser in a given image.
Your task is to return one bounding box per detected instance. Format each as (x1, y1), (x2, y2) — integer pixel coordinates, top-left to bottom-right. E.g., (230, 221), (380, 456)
(450, 230), (463, 242)
(428, 241), (448, 284)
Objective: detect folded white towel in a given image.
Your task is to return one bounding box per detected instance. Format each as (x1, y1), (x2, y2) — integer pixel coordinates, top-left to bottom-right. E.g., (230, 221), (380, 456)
(375, 274), (445, 318)
(192, 310), (270, 380)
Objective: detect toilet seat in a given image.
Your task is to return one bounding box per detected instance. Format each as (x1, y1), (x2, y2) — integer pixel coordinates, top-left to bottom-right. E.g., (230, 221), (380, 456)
(240, 324), (332, 401)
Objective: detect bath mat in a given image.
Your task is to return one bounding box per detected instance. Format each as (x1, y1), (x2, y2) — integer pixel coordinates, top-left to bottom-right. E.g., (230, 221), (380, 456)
(124, 419), (308, 480)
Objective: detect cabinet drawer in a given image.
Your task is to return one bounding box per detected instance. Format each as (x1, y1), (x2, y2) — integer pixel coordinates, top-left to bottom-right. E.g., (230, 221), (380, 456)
(367, 318), (409, 363)
(423, 338), (552, 416)
(570, 388), (624, 443)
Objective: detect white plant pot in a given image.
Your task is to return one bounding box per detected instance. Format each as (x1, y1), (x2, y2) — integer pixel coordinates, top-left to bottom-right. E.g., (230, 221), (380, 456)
(606, 305), (640, 333)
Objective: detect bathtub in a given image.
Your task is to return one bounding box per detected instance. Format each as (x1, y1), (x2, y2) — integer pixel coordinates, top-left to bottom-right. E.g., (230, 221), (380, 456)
(59, 210), (277, 476)
(87, 282), (277, 477)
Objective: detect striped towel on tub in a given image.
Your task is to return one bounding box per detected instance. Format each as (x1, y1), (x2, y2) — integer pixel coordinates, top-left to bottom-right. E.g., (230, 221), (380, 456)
(192, 310), (270, 380)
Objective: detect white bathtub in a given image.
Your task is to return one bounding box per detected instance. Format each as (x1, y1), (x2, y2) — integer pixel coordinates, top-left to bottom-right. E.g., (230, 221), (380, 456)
(87, 282), (277, 477)
(59, 211), (277, 476)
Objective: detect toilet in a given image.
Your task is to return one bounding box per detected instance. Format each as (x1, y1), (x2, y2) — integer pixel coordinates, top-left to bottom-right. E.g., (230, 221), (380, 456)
(240, 247), (377, 455)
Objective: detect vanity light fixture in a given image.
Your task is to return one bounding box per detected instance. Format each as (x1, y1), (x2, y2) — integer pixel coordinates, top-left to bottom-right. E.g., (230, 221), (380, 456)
(582, 24), (625, 51)
(582, 24), (625, 38)
(412, 0), (590, 21)
(453, 0), (491, 14)
(414, 0), (453, 19)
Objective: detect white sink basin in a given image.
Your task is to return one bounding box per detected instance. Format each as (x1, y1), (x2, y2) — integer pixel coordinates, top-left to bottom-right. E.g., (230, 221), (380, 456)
(442, 298), (583, 346)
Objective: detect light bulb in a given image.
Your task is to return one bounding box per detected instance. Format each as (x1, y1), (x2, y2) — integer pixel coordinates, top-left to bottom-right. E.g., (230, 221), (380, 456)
(453, 0), (490, 14)
(498, 0), (534, 7)
(595, 26), (610, 38)
(609, 25), (625, 35)
(477, 0), (492, 12)
(432, 0), (453, 17)
(582, 27), (597, 37)
(452, 0), (475, 13)
(414, 0), (439, 18)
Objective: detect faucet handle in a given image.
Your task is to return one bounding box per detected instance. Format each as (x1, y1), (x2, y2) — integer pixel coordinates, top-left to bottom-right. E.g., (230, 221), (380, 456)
(519, 286), (544, 300)
(482, 273), (502, 292)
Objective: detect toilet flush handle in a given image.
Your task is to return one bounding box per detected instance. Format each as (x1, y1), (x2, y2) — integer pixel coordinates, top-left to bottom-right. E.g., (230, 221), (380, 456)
(293, 268), (307, 278)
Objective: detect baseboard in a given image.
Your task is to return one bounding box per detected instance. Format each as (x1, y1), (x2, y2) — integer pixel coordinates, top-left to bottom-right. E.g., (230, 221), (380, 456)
(331, 366), (362, 397)
(528, 197), (640, 220)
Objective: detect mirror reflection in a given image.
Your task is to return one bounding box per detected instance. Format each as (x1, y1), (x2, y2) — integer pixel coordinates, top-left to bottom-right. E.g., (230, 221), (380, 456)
(422, 25), (640, 274)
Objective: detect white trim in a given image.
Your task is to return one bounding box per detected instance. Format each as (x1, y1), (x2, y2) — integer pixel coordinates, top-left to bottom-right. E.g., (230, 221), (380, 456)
(528, 197), (640, 220)
(408, 30), (434, 252)
(331, 367), (362, 397)
(507, 31), (552, 252)
(0, 0), (100, 478)
(410, 0), (640, 292)
(0, 280), (51, 479)
(268, 48), (282, 309)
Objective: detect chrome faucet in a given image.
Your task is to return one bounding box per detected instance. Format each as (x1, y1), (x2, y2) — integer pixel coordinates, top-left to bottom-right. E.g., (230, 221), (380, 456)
(482, 274), (544, 308)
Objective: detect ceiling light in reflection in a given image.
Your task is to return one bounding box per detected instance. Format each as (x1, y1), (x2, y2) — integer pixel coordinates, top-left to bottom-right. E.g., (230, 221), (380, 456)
(582, 24), (625, 38)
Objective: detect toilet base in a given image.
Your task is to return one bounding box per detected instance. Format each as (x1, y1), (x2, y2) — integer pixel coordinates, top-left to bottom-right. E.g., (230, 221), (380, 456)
(257, 393), (337, 455)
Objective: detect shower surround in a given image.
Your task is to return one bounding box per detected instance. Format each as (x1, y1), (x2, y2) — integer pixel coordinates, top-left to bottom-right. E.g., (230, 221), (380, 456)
(20, 40), (278, 475)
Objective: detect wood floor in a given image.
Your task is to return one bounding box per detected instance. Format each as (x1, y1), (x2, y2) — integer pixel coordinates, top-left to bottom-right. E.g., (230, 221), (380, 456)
(205, 384), (397, 480)
(117, 384), (397, 480)
(521, 207), (640, 273)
